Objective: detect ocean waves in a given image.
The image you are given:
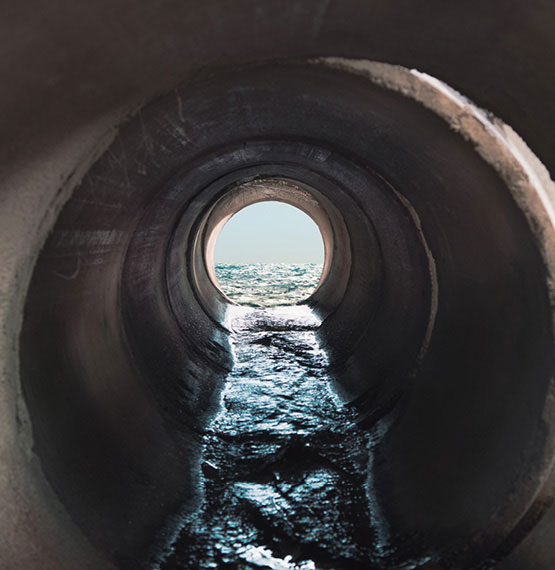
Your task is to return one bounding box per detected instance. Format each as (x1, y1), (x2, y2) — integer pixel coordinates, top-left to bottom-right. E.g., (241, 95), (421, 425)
(214, 263), (323, 307)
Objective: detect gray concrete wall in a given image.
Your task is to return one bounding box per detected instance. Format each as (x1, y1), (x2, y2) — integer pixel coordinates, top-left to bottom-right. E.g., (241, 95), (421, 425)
(2, 3), (555, 569)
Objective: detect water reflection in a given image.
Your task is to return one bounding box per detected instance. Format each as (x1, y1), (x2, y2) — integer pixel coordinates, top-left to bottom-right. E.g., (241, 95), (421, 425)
(158, 305), (375, 570)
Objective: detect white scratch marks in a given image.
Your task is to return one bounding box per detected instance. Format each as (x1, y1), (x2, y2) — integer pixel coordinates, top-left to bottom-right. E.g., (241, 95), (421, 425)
(175, 88), (185, 123)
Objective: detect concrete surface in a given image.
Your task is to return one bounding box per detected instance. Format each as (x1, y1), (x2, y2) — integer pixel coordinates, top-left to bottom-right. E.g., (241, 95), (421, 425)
(2, 3), (555, 569)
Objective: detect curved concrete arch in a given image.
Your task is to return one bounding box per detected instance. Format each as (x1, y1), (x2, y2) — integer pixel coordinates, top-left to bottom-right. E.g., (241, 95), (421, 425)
(201, 177), (351, 316)
(202, 180), (337, 308)
(2, 6), (555, 569)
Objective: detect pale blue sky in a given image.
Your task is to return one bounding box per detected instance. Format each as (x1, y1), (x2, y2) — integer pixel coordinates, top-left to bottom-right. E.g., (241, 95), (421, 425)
(214, 201), (324, 264)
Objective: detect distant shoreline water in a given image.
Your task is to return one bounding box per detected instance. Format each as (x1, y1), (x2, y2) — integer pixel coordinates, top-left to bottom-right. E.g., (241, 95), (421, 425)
(214, 263), (323, 308)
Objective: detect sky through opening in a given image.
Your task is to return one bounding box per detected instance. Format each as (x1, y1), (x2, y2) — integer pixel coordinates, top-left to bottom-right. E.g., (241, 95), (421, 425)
(214, 201), (325, 307)
(214, 201), (324, 264)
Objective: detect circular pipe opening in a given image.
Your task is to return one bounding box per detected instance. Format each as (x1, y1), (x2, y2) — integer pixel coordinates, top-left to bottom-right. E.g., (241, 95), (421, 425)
(203, 180), (335, 310)
(208, 198), (326, 307)
(14, 59), (555, 570)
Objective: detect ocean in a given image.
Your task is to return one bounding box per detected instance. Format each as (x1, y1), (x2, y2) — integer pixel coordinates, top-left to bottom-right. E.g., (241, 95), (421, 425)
(214, 263), (323, 307)
(156, 264), (376, 570)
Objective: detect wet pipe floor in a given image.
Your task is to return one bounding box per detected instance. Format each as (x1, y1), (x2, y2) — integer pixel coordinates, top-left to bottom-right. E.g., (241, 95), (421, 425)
(159, 306), (377, 570)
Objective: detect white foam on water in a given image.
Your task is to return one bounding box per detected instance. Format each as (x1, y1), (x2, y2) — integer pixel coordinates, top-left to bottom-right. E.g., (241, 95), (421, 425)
(215, 263), (323, 308)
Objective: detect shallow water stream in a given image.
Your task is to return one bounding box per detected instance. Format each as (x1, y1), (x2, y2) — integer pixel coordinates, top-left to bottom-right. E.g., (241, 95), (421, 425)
(158, 305), (376, 570)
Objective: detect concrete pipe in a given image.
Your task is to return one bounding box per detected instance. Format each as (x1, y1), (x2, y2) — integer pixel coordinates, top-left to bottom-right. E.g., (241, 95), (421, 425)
(2, 3), (555, 570)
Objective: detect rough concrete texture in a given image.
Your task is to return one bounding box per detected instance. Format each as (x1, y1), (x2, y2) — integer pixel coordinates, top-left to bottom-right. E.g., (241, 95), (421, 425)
(320, 58), (555, 564)
(2, 2), (555, 569)
(321, 57), (555, 311)
(0, 119), (125, 570)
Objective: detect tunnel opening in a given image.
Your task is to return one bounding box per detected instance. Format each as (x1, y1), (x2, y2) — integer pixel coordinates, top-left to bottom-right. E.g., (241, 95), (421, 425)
(14, 59), (555, 570)
(210, 199), (326, 308)
(158, 193), (374, 569)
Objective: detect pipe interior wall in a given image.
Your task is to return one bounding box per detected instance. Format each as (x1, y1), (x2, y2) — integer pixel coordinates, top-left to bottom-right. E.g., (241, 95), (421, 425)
(1, 5), (555, 569)
(18, 62), (555, 569)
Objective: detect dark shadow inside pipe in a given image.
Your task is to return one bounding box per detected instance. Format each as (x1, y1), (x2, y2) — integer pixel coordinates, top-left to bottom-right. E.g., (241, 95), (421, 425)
(18, 61), (555, 569)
